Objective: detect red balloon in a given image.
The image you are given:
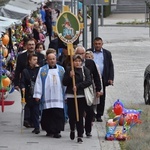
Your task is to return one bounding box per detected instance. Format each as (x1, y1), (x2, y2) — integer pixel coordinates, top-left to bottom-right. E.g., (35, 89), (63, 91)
(119, 114), (139, 126)
(114, 104), (123, 115)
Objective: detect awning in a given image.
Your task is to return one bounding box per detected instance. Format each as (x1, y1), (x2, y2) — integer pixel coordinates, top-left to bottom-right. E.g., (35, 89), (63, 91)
(0, 16), (20, 33)
(0, 0), (42, 32)
(1, 7), (30, 20)
(0, 0), (41, 20)
(8, 0), (41, 11)
(4, 4), (31, 15)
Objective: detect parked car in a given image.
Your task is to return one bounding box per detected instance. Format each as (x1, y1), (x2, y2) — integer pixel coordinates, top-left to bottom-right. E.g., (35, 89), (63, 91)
(144, 64), (150, 105)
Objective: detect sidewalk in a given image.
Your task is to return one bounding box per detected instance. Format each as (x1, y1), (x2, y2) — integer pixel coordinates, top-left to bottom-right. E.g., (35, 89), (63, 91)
(104, 13), (146, 25)
(88, 13), (146, 26)
(0, 91), (120, 150)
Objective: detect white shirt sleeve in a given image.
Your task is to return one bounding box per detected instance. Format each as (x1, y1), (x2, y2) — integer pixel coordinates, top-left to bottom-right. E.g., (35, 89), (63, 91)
(96, 64), (103, 93)
(33, 68), (43, 99)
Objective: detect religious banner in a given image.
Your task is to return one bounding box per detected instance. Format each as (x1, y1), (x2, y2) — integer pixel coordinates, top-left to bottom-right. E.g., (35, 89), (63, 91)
(56, 11), (81, 44)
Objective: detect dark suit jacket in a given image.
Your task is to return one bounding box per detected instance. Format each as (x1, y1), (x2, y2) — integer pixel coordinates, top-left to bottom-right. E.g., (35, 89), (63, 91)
(85, 59), (101, 92)
(87, 48), (114, 86)
(49, 38), (58, 53)
(63, 66), (92, 95)
(14, 51), (45, 86)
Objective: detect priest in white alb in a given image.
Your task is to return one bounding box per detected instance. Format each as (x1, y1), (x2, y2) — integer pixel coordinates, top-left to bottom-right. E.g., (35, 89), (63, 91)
(33, 51), (65, 138)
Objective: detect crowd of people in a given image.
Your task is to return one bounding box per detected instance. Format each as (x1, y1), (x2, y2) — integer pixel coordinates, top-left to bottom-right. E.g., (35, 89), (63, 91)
(3, 0), (114, 145)
(13, 38), (114, 144)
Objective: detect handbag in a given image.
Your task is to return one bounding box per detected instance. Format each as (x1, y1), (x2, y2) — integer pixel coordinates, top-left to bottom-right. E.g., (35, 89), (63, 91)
(82, 67), (94, 106)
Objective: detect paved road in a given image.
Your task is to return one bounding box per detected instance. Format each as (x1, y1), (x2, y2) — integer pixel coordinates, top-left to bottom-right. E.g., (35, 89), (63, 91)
(0, 14), (149, 150)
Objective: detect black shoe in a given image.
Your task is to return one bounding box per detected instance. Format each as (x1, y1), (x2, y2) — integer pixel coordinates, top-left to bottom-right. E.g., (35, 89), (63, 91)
(23, 121), (31, 128)
(70, 131), (75, 140)
(46, 133), (53, 137)
(86, 132), (92, 137)
(32, 129), (36, 133)
(97, 117), (103, 122)
(32, 129), (40, 134)
(77, 138), (83, 143)
(53, 133), (61, 138)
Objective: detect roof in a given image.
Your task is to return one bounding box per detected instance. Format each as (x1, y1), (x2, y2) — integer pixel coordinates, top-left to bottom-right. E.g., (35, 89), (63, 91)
(0, 0), (41, 32)
(0, 16), (21, 33)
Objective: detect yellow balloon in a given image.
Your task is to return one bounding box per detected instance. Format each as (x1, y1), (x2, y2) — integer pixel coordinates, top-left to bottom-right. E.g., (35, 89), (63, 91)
(2, 34), (9, 45)
(2, 77), (11, 88)
(2, 46), (8, 57)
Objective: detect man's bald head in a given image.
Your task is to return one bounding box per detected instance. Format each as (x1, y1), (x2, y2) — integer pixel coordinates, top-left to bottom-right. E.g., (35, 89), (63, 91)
(46, 53), (57, 67)
(75, 46), (86, 59)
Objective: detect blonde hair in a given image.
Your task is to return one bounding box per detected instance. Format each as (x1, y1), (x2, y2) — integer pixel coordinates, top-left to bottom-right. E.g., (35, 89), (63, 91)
(34, 22), (39, 27)
(85, 51), (94, 59)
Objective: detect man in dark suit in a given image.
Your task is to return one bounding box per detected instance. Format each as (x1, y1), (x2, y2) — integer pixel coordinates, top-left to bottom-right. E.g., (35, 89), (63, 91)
(87, 37), (114, 122)
(75, 46), (101, 137)
(14, 38), (45, 89)
(14, 38), (45, 127)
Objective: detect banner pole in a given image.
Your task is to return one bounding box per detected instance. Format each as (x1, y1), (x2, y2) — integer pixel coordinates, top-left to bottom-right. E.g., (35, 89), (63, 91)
(68, 43), (79, 122)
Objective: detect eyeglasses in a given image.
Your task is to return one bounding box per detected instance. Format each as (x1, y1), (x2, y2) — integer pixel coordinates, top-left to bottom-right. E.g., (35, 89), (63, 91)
(76, 52), (85, 55)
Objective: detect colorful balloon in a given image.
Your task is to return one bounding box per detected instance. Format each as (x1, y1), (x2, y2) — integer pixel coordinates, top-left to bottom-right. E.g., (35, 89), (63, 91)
(113, 99), (142, 115)
(2, 46), (8, 57)
(113, 99), (142, 125)
(113, 103), (123, 115)
(2, 34), (9, 45)
(105, 99), (142, 141)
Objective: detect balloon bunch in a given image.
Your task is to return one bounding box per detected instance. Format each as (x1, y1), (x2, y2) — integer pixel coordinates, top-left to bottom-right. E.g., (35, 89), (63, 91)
(0, 36), (11, 92)
(113, 99), (142, 125)
(105, 99), (142, 141)
(0, 35), (15, 112)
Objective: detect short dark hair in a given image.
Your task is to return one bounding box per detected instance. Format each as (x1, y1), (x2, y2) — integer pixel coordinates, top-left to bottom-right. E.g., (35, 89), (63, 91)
(35, 42), (45, 50)
(94, 37), (103, 41)
(27, 53), (38, 66)
(43, 5), (48, 9)
(26, 38), (36, 44)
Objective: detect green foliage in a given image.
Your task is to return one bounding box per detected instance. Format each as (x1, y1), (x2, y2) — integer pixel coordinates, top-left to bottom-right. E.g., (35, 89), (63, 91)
(116, 20), (150, 25)
(107, 107), (115, 119)
(124, 105), (150, 150)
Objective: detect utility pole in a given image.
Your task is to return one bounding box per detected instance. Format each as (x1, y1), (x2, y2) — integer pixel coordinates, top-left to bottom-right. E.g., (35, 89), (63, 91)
(83, 3), (87, 49)
(91, 0), (99, 48)
(71, 0), (73, 12)
(62, 0), (65, 11)
(83, 0), (109, 48)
